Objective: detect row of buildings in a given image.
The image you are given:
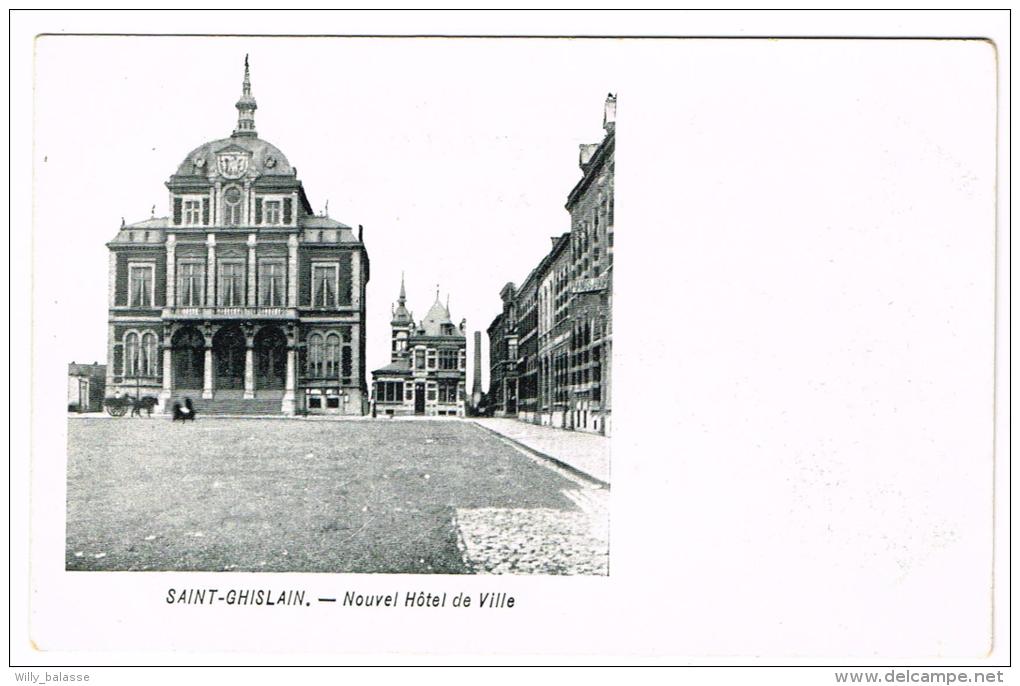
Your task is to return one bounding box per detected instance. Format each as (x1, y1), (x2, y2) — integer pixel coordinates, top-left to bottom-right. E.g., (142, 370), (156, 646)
(487, 94), (615, 436)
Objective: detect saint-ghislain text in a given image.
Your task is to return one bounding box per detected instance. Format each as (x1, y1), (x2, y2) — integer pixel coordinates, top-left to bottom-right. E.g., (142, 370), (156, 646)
(166, 588), (307, 606)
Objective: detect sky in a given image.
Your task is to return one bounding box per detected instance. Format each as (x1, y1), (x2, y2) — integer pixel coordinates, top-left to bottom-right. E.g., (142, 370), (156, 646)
(34, 36), (621, 390)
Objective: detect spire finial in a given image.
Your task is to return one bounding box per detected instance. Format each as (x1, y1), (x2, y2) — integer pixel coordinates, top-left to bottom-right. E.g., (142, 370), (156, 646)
(232, 54), (258, 138)
(436, 284), (440, 302)
(399, 271), (406, 303)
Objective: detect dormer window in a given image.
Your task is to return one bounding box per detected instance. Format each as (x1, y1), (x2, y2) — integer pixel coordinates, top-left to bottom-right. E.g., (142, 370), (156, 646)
(183, 200), (202, 225)
(264, 200), (281, 225)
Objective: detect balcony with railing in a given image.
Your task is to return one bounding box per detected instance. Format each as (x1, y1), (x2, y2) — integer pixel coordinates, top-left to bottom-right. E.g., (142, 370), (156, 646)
(163, 305), (299, 320)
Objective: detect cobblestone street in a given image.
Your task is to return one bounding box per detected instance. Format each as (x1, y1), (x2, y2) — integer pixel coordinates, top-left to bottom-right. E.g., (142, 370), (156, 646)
(66, 417), (609, 575)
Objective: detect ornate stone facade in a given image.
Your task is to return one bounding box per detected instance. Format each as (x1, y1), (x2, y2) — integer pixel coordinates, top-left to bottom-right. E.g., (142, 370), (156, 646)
(105, 58), (370, 415)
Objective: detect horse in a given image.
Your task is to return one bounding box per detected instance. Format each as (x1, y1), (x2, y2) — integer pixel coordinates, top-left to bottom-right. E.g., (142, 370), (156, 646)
(172, 398), (197, 422)
(130, 395), (160, 418)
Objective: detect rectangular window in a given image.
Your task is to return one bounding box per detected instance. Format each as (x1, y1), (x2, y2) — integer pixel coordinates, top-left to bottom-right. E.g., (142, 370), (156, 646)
(258, 260), (285, 306)
(183, 200), (202, 225)
(438, 349), (458, 370)
(427, 386), (437, 401)
(177, 262), (205, 306)
(308, 396), (322, 409)
(283, 197), (293, 224)
(217, 261), (245, 306)
(312, 264), (338, 308)
(264, 201), (281, 225)
(128, 264), (154, 307)
(426, 349), (437, 369)
(173, 197), (182, 225)
(438, 380), (459, 403)
(405, 385), (414, 401)
(377, 381), (404, 403)
(414, 349), (425, 370)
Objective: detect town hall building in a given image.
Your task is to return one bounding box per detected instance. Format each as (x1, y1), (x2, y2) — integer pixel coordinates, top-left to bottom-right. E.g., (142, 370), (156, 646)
(105, 58), (370, 415)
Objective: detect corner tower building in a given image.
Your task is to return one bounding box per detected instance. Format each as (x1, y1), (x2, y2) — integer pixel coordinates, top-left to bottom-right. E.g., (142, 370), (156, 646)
(371, 280), (467, 417)
(105, 58), (370, 415)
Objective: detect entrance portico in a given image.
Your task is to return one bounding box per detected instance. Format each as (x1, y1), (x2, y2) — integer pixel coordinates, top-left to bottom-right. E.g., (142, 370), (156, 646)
(162, 319), (298, 412)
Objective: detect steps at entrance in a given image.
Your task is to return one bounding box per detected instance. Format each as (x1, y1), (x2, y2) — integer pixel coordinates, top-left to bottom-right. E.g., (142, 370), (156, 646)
(170, 395), (282, 416)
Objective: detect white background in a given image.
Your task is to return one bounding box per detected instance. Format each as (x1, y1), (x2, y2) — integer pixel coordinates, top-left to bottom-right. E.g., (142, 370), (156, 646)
(10, 9), (1010, 680)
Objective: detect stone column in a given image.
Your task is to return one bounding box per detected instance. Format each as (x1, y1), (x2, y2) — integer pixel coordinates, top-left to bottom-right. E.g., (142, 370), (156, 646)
(165, 233), (176, 308)
(247, 233), (257, 307)
(160, 327), (174, 412)
(205, 233), (217, 307)
(202, 324), (214, 399)
(287, 234), (299, 308)
(282, 346), (297, 415)
(243, 325), (256, 399)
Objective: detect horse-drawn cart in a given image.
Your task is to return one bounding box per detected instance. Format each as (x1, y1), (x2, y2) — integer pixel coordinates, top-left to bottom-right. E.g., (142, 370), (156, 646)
(103, 395), (159, 417)
(103, 396), (132, 417)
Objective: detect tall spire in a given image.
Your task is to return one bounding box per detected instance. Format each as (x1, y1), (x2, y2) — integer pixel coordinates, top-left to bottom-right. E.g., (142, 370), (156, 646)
(391, 272), (411, 325)
(233, 54), (258, 138)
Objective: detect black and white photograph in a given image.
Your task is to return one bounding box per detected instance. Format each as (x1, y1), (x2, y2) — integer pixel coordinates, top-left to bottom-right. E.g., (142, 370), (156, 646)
(11, 9), (1008, 679)
(57, 44), (613, 577)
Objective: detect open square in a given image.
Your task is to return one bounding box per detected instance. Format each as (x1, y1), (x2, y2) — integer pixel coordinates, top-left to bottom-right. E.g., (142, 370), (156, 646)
(66, 418), (609, 574)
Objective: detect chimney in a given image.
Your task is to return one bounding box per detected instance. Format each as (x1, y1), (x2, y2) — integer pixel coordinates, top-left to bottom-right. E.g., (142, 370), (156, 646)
(471, 331), (483, 402)
(603, 92), (616, 133)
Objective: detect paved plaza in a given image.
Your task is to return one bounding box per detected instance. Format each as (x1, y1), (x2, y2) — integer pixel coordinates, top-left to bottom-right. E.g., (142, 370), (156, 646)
(66, 417), (608, 575)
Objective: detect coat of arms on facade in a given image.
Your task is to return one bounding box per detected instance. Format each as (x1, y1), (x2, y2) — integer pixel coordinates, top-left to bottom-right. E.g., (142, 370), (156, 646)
(217, 150), (250, 179)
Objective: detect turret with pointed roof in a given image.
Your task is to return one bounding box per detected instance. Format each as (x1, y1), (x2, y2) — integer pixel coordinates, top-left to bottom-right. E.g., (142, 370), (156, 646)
(389, 273), (415, 363)
(233, 55), (258, 138)
(391, 272), (412, 326)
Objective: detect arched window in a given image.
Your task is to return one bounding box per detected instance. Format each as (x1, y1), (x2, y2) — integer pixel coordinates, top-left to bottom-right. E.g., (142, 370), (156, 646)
(307, 333), (324, 377)
(141, 332), (159, 376)
(324, 334), (341, 378)
(124, 332), (140, 376)
(223, 186), (243, 226)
